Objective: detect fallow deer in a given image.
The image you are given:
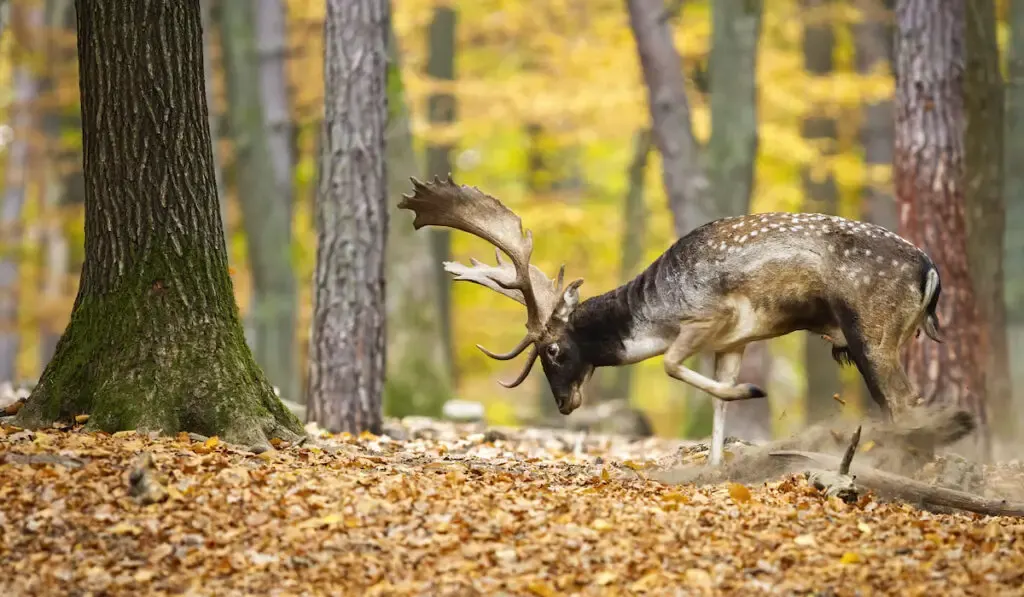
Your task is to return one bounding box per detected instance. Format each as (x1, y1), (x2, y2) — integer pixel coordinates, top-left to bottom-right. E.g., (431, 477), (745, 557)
(399, 176), (944, 466)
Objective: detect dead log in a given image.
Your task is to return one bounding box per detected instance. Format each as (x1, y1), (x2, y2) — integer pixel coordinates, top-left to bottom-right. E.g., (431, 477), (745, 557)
(770, 449), (1024, 517)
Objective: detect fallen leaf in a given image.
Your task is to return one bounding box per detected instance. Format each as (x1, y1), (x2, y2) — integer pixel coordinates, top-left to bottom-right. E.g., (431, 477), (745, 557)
(526, 581), (557, 597)
(840, 552), (863, 564)
(75, 414), (90, 424)
(594, 570), (617, 586)
(728, 483), (752, 503)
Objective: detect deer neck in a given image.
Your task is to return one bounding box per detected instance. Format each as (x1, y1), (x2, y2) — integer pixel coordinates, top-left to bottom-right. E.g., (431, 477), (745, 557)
(569, 281), (672, 367)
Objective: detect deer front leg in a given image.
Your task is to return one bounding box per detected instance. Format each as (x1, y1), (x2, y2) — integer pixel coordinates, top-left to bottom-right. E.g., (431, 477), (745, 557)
(662, 320), (766, 401)
(710, 349), (744, 466)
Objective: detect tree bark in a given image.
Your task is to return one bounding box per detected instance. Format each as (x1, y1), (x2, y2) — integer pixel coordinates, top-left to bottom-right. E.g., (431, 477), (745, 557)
(219, 0), (299, 401)
(963, 0), (1010, 442)
(16, 0), (303, 447)
(305, 0), (388, 435)
(1006, 0), (1024, 437)
(854, 0), (898, 231)
(0, 1), (44, 382)
(894, 0), (988, 454)
(625, 0), (712, 236)
(425, 5), (457, 384)
(383, 21), (450, 419)
(800, 0), (843, 424)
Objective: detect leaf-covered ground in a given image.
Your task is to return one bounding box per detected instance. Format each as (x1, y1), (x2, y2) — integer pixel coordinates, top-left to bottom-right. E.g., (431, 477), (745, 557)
(1, 418), (1022, 596)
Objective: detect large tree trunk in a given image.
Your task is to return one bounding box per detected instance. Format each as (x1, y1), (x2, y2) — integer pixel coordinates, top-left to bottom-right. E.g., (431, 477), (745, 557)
(893, 0), (989, 454)
(963, 0), (1010, 442)
(305, 0), (388, 435)
(1006, 0), (1024, 437)
(0, 1), (44, 382)
(854, 0), (897, 231)
(219, 0), (299, 401)
(17, 0), (303, 447)
(625, 0), (712, 236)
(425, 5), (457, 384)
(800, 0), (843, 424)
(383, 22), (450, 419)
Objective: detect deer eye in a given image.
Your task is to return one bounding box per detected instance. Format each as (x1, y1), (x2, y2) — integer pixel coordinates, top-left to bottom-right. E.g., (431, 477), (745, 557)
(545, 344), (561, 360)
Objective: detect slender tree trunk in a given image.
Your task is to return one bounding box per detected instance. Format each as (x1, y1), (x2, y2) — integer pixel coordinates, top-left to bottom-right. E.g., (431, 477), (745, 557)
(800, 0), (843, 424)
(625, 0), (712, 236)
(608, 129), (652, 402)
(854, 0), (897, 231)
(17, 0), (303, 446)
(219, 0), (298, 400)
(963, 0), (1010, 442)
(1006, 0), (1024, 436)
(306, 0), (388, 435)
(383, 21), (450, 419)
(0, 1), (44, 382)
(425, 6), (457, 383)
(894, 0), (989, 455)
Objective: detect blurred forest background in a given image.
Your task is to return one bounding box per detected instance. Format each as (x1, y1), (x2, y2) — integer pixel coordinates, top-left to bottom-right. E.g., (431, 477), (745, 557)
(0, 0), (1020, 444)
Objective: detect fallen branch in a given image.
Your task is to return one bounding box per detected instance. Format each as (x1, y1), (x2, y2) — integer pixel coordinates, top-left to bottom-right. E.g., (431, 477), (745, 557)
(770, 449), (1024, 518)
(805, 426), (861, 504)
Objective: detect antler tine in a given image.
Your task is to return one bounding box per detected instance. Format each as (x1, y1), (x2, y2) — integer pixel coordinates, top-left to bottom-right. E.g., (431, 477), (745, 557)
(476, 336), (532, 360)
(497, 346), (538, 388)
(554, 264), (566, 293)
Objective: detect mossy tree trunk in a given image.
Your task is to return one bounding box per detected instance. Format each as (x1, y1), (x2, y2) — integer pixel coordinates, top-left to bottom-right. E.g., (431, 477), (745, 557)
(16, 0), (304, 447)
(305, 0), (388, 435)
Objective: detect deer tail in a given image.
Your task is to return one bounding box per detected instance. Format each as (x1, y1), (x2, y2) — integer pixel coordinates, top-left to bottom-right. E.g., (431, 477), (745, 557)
(919, 260), (943, 344)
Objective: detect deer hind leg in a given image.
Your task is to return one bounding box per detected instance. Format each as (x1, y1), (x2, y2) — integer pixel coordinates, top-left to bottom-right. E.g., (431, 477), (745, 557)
(709, 349), (745, 466)
(662, 320), (766, 401)
(835, 306), (917, 420)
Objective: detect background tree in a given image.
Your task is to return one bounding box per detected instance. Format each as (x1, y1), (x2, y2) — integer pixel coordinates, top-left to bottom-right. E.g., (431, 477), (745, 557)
(853, 0), (897, 231)
(425, 4), (457, 383)
(1005, 0), (1024, 436)
(15, 0), (303, 446)
(220, 0), (299, 400)
(0, 0), (42, 383)
(894, 0), (989, 454)
(384, 20), (451, 418)
(800, 0), (843, 425)
(964, 0), (1010, 442)
(627, 0), (769, 441)
(305, 0), (388, 434)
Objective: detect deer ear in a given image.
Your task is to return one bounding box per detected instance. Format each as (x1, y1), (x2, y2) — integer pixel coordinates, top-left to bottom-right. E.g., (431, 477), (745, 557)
(552, 278), (584, 324)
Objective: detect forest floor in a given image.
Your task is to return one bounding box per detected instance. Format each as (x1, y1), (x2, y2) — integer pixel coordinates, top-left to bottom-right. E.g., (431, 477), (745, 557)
(1, 416), (1023, 596)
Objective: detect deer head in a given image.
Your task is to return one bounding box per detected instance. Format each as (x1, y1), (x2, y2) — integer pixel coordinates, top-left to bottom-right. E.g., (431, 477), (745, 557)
(398, 175), (592, 414)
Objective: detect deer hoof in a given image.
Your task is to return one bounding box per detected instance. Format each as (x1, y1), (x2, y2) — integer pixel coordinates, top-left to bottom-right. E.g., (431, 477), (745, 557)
(743, 383), (767, 399)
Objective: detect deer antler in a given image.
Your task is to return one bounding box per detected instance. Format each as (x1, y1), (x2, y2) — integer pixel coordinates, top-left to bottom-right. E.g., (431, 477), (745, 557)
(398, 175), (576, 387)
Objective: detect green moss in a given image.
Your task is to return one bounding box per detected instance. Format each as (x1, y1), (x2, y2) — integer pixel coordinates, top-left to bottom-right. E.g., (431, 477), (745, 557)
(17, 245), (304, 445)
